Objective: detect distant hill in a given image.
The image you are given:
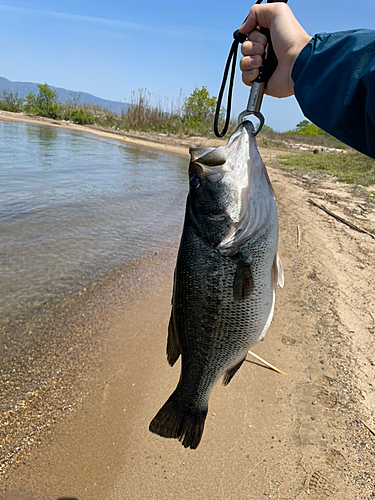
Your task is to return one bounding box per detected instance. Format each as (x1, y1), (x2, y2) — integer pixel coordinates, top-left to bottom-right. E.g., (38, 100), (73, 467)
(0, 76), (130, 115)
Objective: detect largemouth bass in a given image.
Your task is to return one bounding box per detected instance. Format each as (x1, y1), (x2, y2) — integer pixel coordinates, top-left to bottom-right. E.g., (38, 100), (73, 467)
(149, 121), (284, 449)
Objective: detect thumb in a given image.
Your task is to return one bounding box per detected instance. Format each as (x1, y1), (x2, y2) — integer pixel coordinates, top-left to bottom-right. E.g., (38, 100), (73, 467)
(239, 4), (275, 34)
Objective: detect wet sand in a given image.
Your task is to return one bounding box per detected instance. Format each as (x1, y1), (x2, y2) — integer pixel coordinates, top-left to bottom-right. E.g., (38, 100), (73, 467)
(1, 113), (375, 499)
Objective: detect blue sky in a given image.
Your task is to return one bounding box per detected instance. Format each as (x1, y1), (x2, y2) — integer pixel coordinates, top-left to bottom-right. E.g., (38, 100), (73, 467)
(0, 0), (374, 131)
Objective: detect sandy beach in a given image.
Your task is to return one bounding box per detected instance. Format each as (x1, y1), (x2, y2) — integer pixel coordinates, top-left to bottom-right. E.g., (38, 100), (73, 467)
(1, 111), (375, 499)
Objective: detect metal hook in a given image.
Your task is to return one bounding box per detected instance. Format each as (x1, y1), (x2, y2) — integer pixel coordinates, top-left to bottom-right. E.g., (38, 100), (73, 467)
(238, 111), (265, 136)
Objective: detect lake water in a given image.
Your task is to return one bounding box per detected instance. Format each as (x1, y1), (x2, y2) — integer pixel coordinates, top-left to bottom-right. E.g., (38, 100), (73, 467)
(0, 121), (188, 318)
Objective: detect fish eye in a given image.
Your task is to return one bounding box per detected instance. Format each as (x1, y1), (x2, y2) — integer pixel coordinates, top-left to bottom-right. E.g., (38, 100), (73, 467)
(189, 175), (200, 189)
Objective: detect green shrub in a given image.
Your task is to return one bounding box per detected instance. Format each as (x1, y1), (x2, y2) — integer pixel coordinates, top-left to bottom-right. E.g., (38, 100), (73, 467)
(70, 108), (95, 125)
(0, 90), (23, 112)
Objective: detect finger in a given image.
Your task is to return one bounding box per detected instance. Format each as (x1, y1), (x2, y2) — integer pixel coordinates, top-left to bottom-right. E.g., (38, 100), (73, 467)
(239, 7), (258, 34)
(242, 68), (259, 86)
(240, 55), (263, 72)
(240, 5), (266, 34)
(241, 40), (265, 57)
(247, 30), (267, 46)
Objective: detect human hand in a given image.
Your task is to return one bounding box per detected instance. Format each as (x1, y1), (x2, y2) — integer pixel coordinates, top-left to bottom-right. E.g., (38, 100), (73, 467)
(239, 3), (311, 98)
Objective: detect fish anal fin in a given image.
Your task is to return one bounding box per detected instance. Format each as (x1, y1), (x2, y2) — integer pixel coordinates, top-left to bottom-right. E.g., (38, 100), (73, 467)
(222, 355), (247, 386)
(233, 253), (253, 302)
(149, 392), (207, 449)
(167, 316), (181, 366)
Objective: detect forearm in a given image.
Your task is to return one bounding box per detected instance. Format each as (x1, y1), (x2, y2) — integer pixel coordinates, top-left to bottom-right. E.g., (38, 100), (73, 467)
(292, 30), (375, 158)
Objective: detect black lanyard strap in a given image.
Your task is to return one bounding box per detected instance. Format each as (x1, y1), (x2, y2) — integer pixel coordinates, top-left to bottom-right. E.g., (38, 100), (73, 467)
(213, 30), (247, 138)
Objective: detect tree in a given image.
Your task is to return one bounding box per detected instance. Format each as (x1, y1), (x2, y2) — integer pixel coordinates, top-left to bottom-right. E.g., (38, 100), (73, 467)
(24, 91), (38, 115)
(68, 92), (82, 108)
(24, 83), (60, 118)
(182, 86), (217, 131)
(292, 119), (330, 137)
(0, 90), (23, 112)
(262, 124), (274, 132)
(295, 119), (311, 131)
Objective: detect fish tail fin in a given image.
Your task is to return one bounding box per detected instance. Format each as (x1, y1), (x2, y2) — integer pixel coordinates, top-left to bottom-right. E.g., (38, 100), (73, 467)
(149, 392), (207, 449)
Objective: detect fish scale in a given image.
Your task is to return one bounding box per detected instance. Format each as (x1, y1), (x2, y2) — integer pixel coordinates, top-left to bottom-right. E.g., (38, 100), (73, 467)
(149, 121), (283, 449)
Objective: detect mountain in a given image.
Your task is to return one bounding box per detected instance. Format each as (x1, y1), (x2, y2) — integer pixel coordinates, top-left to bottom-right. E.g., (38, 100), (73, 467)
(0, 76), (130, 115)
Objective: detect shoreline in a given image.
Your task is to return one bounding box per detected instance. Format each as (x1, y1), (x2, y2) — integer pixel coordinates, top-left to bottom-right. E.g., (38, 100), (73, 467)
(0, 247), (180, 478)
(0, 109), (227, 158)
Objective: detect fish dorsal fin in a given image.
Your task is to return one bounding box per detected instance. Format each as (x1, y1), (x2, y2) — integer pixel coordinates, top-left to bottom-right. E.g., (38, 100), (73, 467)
(189, 146), (227, 166)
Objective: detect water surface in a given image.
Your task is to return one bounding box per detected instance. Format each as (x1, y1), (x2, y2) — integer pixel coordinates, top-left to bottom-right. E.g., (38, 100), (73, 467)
(0, 121), (188, 317)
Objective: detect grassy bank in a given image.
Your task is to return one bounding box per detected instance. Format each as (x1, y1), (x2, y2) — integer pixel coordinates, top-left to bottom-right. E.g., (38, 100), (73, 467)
(276, 151), (375, 187)
(0, 85), (229, 137)
(256, 127), (375, 188)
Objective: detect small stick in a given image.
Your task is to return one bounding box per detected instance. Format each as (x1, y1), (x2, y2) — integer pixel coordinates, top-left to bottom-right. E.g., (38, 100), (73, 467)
(356, 416), (375, 437)
(248, 350), (287, 375)
(297, 225), (300, 247)
(308, 198), (375, 239)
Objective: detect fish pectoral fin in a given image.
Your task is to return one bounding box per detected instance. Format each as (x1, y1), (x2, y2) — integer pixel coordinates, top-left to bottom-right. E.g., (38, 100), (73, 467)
(233, 253), (254, 302)
(222, 355), (247, 386)
(167, 316), (181, 366)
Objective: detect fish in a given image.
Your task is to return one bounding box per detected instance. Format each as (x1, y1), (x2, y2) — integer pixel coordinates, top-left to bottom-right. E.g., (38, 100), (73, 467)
(149, 120), (284, 449)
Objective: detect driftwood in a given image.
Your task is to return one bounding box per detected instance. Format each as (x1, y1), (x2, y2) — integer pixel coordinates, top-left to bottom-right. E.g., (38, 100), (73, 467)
(308, 198), (375, 240)
(248, 350), (287, 376)
(356, 416), (375, 437)
(297, 225), (301, 247)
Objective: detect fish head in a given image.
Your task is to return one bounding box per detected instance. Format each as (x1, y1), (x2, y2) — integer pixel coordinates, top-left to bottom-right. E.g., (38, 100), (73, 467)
(188, 121), (274, 249)
(188, 145), (231, 246)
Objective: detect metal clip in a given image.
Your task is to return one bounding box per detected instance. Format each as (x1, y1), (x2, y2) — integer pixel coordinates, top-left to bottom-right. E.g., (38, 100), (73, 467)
(238, 82), (265, 136)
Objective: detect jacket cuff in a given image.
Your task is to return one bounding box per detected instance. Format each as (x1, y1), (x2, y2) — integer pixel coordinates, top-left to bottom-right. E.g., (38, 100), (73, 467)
(291, 37), (315, 84)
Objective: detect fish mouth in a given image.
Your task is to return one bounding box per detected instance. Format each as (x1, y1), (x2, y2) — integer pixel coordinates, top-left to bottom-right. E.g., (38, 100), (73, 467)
(226, 120), (254, 148)
(189, 121), (254, 181)
(189, 146), (227, 183)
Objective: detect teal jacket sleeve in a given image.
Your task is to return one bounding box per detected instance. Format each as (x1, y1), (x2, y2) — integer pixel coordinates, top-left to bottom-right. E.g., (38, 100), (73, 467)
(291, 30), (375, 159)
